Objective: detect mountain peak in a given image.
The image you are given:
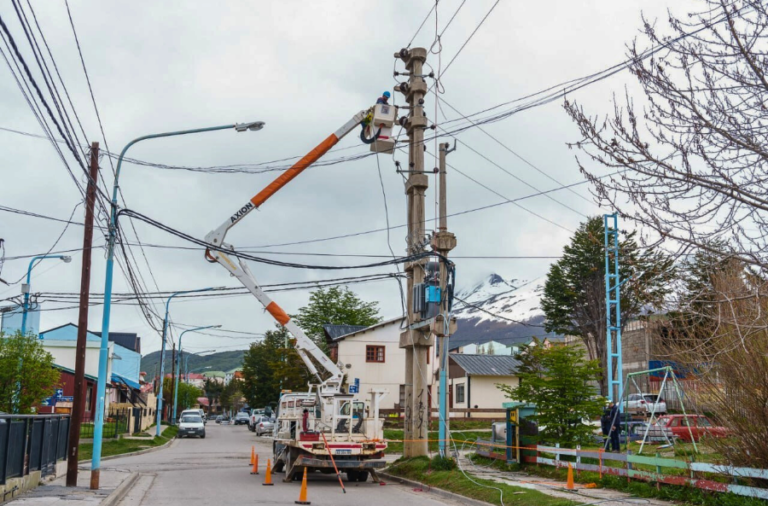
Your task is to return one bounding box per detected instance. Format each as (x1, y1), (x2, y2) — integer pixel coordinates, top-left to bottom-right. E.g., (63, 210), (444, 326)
(454, 273), (543, 325)
(488, 273), (504, 286)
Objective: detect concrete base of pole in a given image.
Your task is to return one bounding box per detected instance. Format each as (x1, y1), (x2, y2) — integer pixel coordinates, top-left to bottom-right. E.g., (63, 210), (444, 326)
(90, 469), (100, 490)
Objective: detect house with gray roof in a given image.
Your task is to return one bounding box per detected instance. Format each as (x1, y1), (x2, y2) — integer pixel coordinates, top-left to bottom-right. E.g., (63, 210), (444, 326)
(448, 354), (521, 413)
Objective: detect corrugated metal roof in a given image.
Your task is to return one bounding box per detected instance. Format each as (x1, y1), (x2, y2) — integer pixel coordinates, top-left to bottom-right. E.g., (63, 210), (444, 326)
(450, 354), (521, 376)
(323, 324), (368, 342)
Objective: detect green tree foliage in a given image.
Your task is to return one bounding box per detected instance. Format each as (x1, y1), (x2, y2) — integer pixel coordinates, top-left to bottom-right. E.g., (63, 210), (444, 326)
(221, 378), (246, 412)
(0, 331), (60, 413)
(161, 377), (203, 413)
(498, 343), (604, 447)
(292, 286), (380, 352)
(203, 378), (223, 411)
(540, 216), (673, 394)
(242, 326), (313, 408)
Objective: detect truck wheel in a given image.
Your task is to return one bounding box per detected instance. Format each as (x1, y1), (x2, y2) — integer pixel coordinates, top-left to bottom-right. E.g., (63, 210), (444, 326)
(346, 471), (359, 482)
(357, 471), (369, 482)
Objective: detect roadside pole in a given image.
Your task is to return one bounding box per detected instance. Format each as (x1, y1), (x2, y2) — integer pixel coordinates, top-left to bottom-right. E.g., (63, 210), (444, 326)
(67, 143), (99, 486)
(395, 47), (432, 458)
(433, 142), (457, 457)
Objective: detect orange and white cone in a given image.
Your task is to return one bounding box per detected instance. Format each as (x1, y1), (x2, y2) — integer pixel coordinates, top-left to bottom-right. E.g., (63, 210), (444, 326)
(295, 467), (310, 505)
(250, 452), (260, 475)
(566, 463), (575, 490)
(250, 446), (255, 467)
(263, 459), (274, 486)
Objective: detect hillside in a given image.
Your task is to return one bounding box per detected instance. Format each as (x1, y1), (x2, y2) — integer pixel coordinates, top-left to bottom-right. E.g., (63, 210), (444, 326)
(140, 349), (245, 376)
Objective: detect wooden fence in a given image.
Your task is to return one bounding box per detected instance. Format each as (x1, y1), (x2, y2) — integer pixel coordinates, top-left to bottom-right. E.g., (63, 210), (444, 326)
(473, 438), (768, 501)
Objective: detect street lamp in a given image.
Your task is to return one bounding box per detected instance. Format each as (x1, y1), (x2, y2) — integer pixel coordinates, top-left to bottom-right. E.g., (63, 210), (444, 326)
(21, 255), (71, 335)
(156, 288), (217, 434)
(173, 327), (220, 423)
(90, 121), (265, 488)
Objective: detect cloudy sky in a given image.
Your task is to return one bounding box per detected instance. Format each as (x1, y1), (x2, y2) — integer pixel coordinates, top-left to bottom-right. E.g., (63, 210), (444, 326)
(0, 0), (692, 356)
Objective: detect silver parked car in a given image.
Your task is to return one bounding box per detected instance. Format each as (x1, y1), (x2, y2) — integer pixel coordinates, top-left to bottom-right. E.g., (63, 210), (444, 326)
(254, 415), (274, 436)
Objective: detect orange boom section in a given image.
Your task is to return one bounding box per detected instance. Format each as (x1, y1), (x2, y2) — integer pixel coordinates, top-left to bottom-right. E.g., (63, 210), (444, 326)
(250, 133), (339, 209)
(266, 301), (290, 326)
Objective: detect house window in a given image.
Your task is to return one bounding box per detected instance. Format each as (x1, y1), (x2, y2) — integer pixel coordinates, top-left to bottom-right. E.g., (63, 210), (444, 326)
(366, 345), (385, 363)
(455, 384), (465, 404)
(85, 386), (92, 412)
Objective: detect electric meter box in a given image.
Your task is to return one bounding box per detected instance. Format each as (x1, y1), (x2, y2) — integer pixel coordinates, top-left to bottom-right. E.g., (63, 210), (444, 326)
(370, 103), (396, 154)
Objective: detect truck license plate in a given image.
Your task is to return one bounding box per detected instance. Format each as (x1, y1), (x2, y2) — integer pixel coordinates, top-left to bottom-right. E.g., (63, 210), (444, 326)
(335, 449), (352, 454)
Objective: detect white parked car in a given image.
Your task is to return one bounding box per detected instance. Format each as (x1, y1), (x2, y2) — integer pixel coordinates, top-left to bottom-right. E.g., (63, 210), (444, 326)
(626, 393), (667, 416)
(181, 409), (207, 424)
(178, 413), (206, 438)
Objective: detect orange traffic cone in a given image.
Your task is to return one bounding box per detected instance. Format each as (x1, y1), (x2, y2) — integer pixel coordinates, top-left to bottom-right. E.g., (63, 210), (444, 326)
(263, 459), (274, 486)
(251, 452), (260, 475)
(566, 463), (575, 490)
(250, 446), (255, 467)
(295, 467), (310, 505)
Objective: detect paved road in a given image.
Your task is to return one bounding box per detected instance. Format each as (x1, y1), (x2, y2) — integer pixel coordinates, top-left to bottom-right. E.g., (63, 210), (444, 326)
(102, 423), (463, 506)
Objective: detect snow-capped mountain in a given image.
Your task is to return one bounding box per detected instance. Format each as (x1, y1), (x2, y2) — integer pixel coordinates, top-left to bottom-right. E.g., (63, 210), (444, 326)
(450, 273), (557, 349)
(453, 273), (544, 324)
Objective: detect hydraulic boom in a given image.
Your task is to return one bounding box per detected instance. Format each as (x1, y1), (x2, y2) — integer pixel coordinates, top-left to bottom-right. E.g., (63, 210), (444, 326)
(204, 109), (369, 396)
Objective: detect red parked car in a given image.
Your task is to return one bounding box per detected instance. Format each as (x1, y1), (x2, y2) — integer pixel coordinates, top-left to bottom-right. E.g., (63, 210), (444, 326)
(654, 415), (727, 442)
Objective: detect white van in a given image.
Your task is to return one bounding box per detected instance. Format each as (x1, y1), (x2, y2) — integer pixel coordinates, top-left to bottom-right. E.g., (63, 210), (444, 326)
(181, 408), (207, 424)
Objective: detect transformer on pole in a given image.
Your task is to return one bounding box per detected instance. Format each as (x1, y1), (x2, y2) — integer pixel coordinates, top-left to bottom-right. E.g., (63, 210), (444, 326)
(604, 214), (623, 404)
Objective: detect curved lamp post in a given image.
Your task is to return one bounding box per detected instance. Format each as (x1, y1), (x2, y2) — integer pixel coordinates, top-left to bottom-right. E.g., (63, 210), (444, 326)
(90, 120), (265, 488)
(21, 255), (71, 335)
(173, 327), (220, 423)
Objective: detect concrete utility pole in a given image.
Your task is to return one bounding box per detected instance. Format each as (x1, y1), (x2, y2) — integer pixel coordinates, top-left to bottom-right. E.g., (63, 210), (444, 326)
(396, 47), (432, 458)
(67, 142), (99, 487)
(433, 142), (457, 457)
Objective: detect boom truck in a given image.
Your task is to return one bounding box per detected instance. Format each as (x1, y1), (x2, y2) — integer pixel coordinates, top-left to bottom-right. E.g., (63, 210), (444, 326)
(204, 101), (397, 483)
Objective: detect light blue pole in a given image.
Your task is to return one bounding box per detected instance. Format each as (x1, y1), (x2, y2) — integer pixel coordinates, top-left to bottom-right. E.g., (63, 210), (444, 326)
(157, 289), (216, 433)
(173, 326), (220, 423)
(20, 255), (71, 336)
(14, 255), (71, 414)
(92, 120), (264, 486)
(604, 214), (623, 405)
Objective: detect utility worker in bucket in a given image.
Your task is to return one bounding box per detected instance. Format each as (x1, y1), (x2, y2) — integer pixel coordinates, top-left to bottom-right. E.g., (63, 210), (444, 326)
(376, 91), (391, 104)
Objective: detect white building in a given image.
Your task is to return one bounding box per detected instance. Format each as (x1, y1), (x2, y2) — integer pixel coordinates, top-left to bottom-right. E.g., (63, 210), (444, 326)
(448, 354), (520, 413)
(324, 317), (436, 410)
(41, 339), (114, 384)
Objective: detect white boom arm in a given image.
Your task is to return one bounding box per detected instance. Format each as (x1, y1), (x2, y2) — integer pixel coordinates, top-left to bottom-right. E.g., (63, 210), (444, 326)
(205, 110), (369, 396)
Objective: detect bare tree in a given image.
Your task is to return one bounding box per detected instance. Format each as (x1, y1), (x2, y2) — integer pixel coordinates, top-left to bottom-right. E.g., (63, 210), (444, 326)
(659, 257), (768, 468)
(565, 0), (768, 269)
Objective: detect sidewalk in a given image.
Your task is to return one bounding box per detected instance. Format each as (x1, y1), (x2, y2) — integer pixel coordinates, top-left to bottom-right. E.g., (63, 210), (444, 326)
(8, 465), (134, 505)
(458, 456), (674, 506)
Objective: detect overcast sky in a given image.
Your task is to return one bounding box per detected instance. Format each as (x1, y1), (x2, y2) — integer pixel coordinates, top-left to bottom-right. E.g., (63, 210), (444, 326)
(0, 0), (693, 356)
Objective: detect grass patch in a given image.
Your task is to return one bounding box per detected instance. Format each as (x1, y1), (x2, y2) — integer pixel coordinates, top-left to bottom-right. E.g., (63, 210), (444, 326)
(521, 460), (765, 506)
(386, 456), (572, 506)
(384, 429), (491, 454)
(78, 425), (178, 461)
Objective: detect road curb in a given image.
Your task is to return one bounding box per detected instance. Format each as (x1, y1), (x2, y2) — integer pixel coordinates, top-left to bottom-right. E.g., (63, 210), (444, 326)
(79, 437), (176, 466)
(379, 471), (494, 506)
(101, 472), (139, 506)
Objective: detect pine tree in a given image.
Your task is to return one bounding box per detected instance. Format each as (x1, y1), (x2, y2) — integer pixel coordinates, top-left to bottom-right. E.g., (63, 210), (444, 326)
(540, 216), (673, 395)
(498, 342), (604, 447)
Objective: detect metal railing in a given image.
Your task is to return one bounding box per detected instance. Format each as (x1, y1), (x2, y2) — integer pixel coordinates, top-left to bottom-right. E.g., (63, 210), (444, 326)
(80, 408), (129, 439)
(0, 414), (69, 485)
